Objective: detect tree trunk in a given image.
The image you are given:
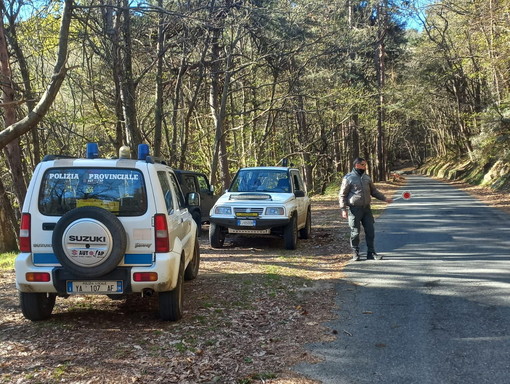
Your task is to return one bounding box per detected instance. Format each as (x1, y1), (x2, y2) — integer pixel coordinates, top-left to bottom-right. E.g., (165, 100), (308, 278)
(0, 0), (73, 150)
(375, 1), (387, 182)
(209, 26), (231, 190)
(0, 177), (17, 251)
(295, 94), (313, 192)
(0, 8), (26, 206)
(178, 41), (209, 169)
(2, 4), (40, 166)
(153, 0), (164, 158)
(119, 0), (141, 155)
(169, 56), (187, 166)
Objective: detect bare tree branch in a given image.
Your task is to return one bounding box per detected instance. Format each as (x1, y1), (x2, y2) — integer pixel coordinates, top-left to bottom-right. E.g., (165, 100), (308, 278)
(0, 0), (73, 151)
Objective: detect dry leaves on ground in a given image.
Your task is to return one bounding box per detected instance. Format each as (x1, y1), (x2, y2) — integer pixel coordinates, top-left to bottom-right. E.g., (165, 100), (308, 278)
(0, 180), (405, 384)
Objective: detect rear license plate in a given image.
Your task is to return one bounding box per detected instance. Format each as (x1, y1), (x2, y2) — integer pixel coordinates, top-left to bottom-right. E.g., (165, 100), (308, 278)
(237, 219), (256, 226)
(66, 281), (123, 294)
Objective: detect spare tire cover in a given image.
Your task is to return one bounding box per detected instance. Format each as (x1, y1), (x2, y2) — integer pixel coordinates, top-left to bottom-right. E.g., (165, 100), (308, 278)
(52, 206), (127, 277)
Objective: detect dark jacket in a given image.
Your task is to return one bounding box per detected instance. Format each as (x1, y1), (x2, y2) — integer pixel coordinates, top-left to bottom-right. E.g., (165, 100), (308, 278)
(338, 169), (387, 209)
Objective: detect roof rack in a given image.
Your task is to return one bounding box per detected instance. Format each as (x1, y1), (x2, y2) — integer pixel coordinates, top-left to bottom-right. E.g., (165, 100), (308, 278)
(145, 156), (167, 165)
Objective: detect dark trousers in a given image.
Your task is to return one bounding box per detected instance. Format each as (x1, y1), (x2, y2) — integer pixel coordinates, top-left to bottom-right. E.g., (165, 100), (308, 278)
(347, 205), (375, 253)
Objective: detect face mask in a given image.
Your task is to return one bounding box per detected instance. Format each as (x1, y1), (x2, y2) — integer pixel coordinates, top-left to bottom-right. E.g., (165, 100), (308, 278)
(355, 168), (365, 176)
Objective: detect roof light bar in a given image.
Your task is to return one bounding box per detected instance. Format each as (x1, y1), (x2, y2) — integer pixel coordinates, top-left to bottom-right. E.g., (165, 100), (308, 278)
(86, 143), (99, 159)
(138, 144), (150, 160)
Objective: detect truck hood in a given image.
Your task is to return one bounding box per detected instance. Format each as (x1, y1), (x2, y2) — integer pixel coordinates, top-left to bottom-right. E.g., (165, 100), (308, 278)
(217, 192), (295, 204)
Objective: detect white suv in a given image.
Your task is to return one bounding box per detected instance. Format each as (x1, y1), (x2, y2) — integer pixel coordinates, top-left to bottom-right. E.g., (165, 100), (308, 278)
(209, 166), (311, 249)
(15, 143), (200, 321)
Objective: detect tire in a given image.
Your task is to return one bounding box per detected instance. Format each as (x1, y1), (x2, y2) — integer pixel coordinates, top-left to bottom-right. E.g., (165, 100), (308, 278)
(209, 222), (225, 248)
(184, 236), (200, 281)
(299, 207), (312, 239)
(159, 255), (184, 321)
(284, 214), (298, 250)
(19, 292), (56, 321)
(52, 207), (127, 277)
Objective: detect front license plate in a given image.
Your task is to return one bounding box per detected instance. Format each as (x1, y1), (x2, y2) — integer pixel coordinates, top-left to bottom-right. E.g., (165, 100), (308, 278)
(66, 280), (123, 294)
(229, 228), (271, 234)
(237, 219), (256, 227)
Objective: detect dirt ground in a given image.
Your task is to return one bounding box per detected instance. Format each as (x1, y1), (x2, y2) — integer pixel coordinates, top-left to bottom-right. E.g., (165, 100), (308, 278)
(2, 175), (507, 384)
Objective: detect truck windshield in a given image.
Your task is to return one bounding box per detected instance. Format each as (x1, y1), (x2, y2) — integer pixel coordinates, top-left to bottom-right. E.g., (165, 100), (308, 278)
(229, 170), (290, 193)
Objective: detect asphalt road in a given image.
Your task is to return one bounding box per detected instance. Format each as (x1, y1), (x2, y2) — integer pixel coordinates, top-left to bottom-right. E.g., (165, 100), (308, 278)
(294, 175), (510, 384)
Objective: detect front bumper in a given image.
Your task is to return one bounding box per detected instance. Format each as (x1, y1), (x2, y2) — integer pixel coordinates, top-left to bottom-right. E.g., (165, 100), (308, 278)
(209, 216), (290, 230)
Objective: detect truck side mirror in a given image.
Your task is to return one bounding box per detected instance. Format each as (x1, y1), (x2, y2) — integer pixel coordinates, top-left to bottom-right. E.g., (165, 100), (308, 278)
(187, 192), (200, 206)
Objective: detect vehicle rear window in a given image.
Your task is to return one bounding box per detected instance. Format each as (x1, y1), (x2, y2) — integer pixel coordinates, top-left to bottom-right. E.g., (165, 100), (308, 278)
(38, 168), (147, 216)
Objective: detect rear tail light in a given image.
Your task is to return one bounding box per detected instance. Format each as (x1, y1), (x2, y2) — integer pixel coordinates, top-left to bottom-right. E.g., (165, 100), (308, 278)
(133, 272), (158, 282)
(26, 272), (51, 282)
(154, 214), (170, 253)
(19, 213), (31, 253)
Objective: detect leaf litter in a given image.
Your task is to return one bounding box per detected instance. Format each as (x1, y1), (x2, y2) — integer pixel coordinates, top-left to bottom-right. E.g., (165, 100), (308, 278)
(0, 181), (403, 384)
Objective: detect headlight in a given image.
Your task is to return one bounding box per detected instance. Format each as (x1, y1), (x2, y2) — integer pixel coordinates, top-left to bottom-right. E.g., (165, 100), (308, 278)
(266, 207), (285, 215)
(214, 206), (232, 215)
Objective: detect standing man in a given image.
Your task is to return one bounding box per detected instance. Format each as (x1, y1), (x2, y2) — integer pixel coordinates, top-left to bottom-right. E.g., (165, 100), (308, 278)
(339, 158), (393, 261)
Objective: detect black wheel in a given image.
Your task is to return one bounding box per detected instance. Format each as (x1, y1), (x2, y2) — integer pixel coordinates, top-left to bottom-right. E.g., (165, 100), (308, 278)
(299, 207), (312, 239)
(184, 236), (200, 281)
(19, 292), (56, 321)
(52, 207), (127, 277)
(284, 214), (298, 250)
(192, 211), (202, 237)
(209, 222), (225, 248)
(159, 255), (184, 321)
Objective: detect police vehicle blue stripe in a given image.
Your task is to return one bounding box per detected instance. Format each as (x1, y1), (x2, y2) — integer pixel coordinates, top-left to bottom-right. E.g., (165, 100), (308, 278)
(33, 253), (153, 265)
(33, 253), (59, 264)
(124, 254), (153, 264)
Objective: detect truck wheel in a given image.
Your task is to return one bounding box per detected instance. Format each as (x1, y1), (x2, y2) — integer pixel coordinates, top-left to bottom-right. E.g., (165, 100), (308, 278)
(299, 207), (312, 239)
(19, 292), (56, 321)
(184, 237), (200, 281)
(284, 214), (298, 250)
(209, 222), (225, 248)
(52, 206), (127, 277)
(159, 255), (184, 321)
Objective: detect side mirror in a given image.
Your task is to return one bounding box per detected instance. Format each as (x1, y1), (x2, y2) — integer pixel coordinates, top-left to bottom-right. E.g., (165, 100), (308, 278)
(294, 190), (305, 198)
(187, 192), (200, 206)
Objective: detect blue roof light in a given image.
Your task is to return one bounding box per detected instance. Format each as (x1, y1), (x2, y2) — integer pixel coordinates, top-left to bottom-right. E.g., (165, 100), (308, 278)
(86, 143), (99, 159)
(138, 144), (150, 160)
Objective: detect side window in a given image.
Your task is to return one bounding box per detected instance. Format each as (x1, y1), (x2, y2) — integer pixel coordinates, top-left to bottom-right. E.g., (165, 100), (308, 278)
(169, 173), (185, 208)
(291, 171), (302, 191)
(196, 175), (209, 193)
(157, 171), (174, 214)
(183, 175), (197, 194)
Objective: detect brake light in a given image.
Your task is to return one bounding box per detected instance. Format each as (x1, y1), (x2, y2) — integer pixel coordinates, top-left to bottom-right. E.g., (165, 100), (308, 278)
(133, 272), (158, 282)
(154, 214), (170, 252)
(19, 213), (31, 253)
(26, 272), (51, 282)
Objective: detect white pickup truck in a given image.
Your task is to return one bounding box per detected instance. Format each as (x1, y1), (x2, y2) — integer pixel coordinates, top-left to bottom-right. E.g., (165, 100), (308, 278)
(209, 166), (311, 250)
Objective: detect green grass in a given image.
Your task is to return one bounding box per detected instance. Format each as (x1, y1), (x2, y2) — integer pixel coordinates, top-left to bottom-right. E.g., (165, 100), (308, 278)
(0, 252), (16, 271)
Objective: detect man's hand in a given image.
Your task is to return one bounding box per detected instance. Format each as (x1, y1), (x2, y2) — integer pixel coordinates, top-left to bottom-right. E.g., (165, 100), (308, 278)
(341, 210), (348, 219)
(386, 198), (394, 203)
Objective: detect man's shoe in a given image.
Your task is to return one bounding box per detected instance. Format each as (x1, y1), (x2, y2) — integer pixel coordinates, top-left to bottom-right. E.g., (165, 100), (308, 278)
(352, 250), (360, 261)
(367, 252), (382, 260)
